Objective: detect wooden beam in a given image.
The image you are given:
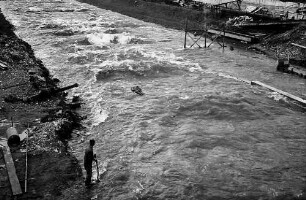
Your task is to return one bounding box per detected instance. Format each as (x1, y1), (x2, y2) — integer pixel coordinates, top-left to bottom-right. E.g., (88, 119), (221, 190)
(2, 144), (22, 196)
(291, 43), (306, 49)
(207, 29), (253, 42)
(251, 81), (306, 106)
(214, 0), (238, 6)
(238, 20), (306, 28)
(189, 33), (203, 48)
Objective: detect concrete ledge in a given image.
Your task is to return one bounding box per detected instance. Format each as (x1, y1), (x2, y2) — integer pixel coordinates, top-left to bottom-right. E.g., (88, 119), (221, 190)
(251, 81), (306, 106)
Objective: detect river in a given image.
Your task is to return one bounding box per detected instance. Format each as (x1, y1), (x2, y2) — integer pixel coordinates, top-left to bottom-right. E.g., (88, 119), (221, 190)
(1, 0), (306, 199)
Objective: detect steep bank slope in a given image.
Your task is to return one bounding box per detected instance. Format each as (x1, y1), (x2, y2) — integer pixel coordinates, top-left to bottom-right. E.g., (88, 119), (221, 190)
(0, 9), (83, 200)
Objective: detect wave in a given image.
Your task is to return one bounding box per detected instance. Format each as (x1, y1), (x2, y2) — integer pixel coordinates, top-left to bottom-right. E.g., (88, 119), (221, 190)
(85, 32), (153, 46)
(79, 47), (204, 81)
(94, 60), (183, 81)
(40, 23), (66, 29)
(104, 28), (123, 34)
(268, 92), (288, 102)
(27, 6), (91, 13)
(27, 7), (44, 12)
(176, 95), (287, 121)
(75, 37), (92, 45)
(87, 33), (133, 46)
(91, 103), (109, 127)
(68, 51), (109, 64)
(53, 29), (76, 36)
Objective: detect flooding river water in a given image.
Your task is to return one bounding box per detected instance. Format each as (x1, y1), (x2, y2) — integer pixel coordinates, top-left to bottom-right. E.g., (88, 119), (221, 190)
(1, 0), (306, 199)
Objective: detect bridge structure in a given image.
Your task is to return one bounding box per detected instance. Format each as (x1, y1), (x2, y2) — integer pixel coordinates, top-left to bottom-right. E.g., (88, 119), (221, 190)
(183, 18), (224, 49)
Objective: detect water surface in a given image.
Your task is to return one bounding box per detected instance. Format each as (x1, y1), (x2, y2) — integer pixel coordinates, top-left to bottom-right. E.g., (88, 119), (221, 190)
(1, 0), (305, 199)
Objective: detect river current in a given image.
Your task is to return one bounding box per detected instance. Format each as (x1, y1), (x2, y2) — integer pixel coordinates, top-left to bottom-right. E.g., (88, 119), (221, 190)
(1, 0), (306, 199)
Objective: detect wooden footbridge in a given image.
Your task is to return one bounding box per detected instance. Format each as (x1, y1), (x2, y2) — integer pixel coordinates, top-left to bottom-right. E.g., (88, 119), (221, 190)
(183, 18), (258, 49)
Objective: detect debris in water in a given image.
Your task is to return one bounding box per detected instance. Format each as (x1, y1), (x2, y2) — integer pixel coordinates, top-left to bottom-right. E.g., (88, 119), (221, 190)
(0, 61), (8, 70)
(131, 86), (144, 96)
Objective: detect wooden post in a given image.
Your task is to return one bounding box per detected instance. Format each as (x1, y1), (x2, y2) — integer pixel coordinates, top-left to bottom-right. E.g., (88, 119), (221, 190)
(237, 0), (241, 11)
(287, 54), (290, 66)
(204, 28), (207, 48)
(204, 9), (207, 48)
(25, 126), (29, 193)
(223, 28), (225, 50)
(184, 18), (188, 49)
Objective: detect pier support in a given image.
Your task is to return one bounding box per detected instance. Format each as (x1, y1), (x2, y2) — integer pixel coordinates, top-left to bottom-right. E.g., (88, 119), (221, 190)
(183, 19), (225, 50)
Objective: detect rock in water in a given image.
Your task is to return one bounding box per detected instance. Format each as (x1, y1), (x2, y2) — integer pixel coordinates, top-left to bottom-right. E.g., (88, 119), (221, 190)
(131, 86), (144, 95)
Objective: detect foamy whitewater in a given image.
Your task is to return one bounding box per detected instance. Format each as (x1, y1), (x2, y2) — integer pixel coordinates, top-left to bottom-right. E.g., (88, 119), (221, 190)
(1, 0), (306, 199)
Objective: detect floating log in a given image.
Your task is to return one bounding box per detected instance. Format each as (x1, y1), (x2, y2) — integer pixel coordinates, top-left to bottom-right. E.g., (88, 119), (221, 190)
(53, 83), (79, 93)
(251, 81), (306, 106)
(26, 83), (79, 102)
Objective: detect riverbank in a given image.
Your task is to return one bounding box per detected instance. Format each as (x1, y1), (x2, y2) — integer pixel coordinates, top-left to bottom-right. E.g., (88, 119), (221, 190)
(0, 9), (84, 199)
(77, 0), (306, 68)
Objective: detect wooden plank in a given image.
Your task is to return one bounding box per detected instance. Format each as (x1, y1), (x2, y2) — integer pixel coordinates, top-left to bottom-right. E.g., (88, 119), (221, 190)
(238, 20), (306, 28)
(202, 0), (237, 6)
(215, 0), (238, 6)
(207, 29), (253, 42)
(2, 144), (22, 196)
(251, 81), (306, 106)
(291, 43), (306, 49)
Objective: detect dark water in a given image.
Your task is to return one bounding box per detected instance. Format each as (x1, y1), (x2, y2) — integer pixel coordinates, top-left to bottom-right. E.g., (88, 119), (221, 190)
(1, 0), (306, 199)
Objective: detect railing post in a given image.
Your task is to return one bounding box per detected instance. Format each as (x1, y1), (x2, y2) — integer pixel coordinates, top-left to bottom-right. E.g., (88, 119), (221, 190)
(223, 28), (225, 50)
